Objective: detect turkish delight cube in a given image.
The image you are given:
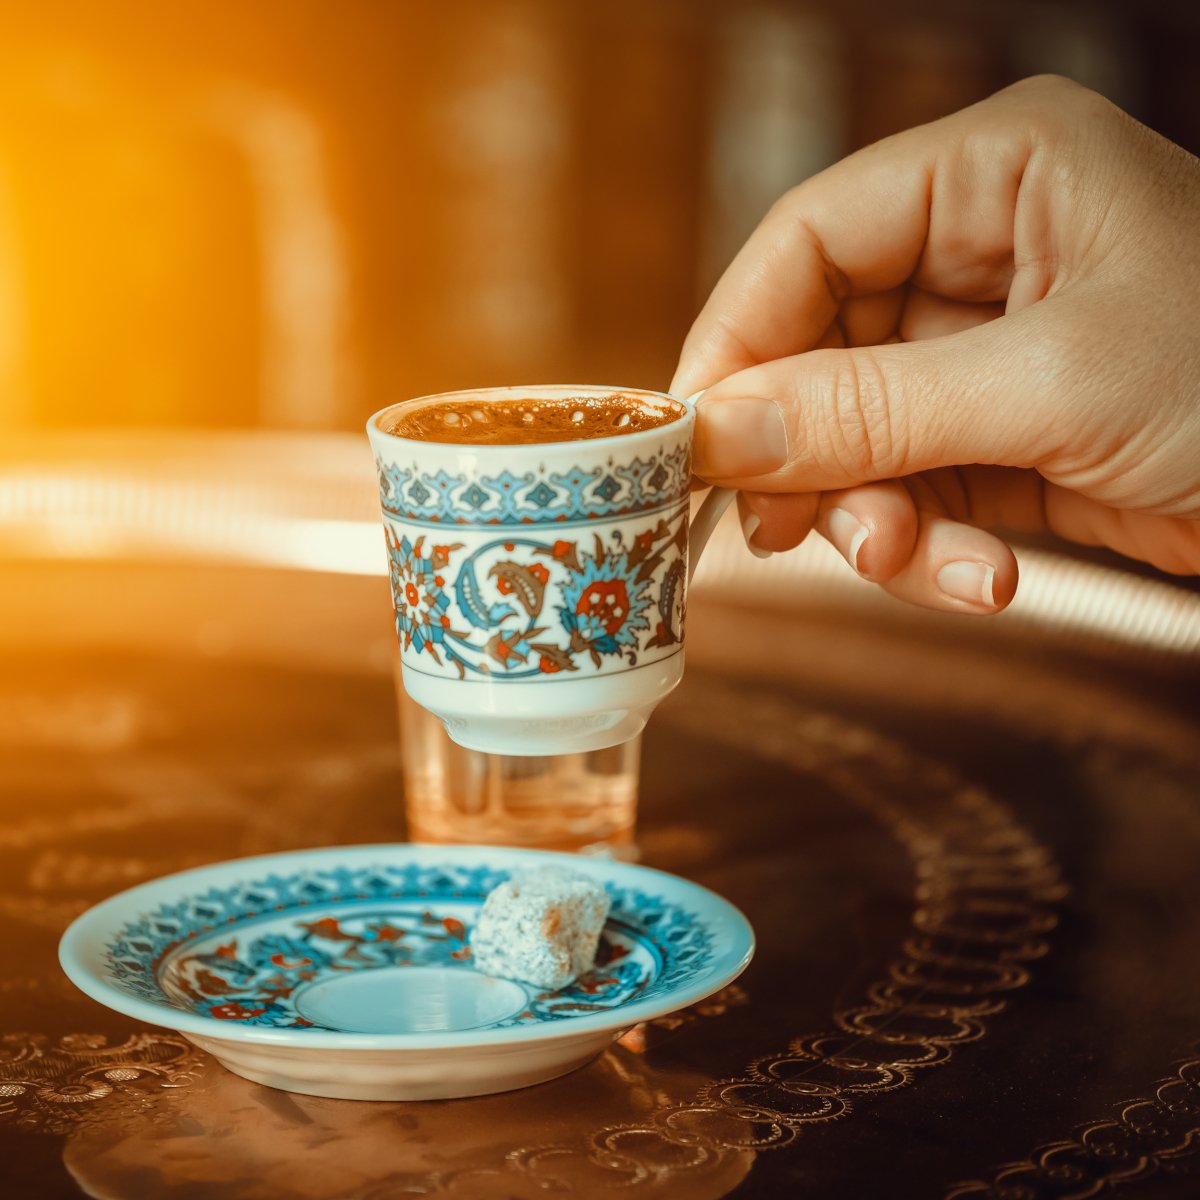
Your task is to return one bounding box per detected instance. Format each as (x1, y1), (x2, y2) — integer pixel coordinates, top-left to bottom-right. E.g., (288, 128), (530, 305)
(470, 866), (612, 991)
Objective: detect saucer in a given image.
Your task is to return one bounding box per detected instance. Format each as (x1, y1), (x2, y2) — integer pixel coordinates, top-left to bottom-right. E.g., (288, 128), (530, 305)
(59, 844), (754, 1100)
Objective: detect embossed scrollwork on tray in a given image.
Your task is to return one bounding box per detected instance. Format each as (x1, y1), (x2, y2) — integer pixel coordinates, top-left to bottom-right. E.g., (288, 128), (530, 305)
(0, 1031), (206, 1135)
(946, 1050), (1200, 1199)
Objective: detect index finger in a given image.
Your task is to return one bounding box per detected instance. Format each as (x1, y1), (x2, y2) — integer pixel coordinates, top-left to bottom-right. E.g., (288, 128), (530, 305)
(669, 82), (1039, 398)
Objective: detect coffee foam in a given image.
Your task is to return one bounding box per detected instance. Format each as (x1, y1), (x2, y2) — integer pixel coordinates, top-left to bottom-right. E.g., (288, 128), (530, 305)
(383, 394), (683, 446)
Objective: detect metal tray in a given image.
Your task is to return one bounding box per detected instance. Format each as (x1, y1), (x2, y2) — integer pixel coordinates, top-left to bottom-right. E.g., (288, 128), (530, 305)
(1, 432), (1197, 1200)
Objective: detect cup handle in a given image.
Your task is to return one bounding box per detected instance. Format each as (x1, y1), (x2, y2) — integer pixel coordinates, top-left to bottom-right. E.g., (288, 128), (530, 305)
(677, 390), (737, 582)
(688, 486), (735, 582)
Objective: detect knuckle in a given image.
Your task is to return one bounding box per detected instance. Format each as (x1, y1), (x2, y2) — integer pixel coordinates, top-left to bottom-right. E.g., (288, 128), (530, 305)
(1006, 73), (1085, 100)
(996, 74), (1119, 141)
(766, 181), (810, 221)
(809, 350), (904, 481)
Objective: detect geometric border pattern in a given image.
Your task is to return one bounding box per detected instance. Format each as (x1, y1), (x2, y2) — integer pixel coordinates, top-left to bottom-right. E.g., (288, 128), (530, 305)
(376, 445), (689, 529)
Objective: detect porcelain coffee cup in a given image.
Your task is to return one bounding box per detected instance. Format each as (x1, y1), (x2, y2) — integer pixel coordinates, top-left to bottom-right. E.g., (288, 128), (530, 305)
(367, 385), (731, 755)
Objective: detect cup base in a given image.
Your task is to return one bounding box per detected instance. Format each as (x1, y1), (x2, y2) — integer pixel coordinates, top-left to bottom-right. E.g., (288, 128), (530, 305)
(403, 655), (684, 757)
(440, 708), (649, 756)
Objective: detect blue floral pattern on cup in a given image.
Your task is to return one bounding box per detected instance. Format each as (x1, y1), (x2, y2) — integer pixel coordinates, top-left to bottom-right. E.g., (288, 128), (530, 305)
(387, 517), (689, 680)
(102, 862), (715, 1032)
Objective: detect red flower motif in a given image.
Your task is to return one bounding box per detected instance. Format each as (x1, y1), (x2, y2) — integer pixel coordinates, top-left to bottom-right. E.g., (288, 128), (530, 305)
(574, 975), (617, 995)
(528, 563), (550, 584)
(488, 636), (520, 666)
(552, 540), (574, 560)
(370, 923), (406, 943)
(210, 1001), (268, 1021)
(269, 952), (312, 969)
(575, 580), (631, 637)
(299, 917), (360, 943)
(538, 655), (562, 674)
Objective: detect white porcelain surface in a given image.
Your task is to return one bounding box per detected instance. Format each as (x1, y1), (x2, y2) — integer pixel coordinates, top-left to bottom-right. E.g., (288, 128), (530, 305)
(60, 844), (755, 1100)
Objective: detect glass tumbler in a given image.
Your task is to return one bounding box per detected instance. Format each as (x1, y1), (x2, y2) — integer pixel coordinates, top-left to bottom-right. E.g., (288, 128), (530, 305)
(395, 681), (641, 858)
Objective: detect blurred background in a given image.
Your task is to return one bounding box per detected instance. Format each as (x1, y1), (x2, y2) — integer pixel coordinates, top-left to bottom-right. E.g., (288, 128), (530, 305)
(0, 0), (1197, 434)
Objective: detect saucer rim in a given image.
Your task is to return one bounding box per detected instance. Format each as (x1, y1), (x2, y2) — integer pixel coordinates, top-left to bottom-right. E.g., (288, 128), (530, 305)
(59, 843), (755, 1051)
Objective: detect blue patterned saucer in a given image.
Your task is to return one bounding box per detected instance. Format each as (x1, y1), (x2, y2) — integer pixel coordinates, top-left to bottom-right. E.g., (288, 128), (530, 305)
(60, 845), (754, 1100)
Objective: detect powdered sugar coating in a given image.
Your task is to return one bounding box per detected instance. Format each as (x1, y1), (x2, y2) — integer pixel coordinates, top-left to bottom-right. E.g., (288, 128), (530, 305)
(470, 866), (612, 991)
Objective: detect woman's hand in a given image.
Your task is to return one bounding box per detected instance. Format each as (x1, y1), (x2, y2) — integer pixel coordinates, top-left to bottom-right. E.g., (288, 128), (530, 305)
(673, 75), (1200, 613)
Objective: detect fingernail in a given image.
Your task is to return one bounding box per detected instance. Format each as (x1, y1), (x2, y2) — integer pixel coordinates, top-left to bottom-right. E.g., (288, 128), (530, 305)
(694, 396), (788, 479)
(740, 512), (773, 559)
(826, 507), (869, 576)
(937, 561), (997, 607)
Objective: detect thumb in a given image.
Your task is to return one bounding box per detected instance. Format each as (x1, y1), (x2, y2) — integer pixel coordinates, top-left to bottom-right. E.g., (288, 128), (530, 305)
(691, 314), (1058, 491)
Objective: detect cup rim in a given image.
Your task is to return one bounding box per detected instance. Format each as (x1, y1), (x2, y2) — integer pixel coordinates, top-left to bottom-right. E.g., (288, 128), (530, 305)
(367, 384), (692, 452)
